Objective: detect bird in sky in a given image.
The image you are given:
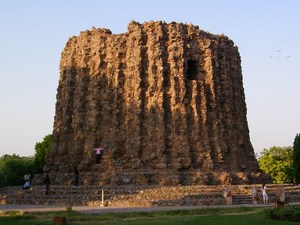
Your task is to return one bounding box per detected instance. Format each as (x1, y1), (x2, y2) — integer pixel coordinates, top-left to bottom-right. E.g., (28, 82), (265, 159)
(269, 50), (291, 59)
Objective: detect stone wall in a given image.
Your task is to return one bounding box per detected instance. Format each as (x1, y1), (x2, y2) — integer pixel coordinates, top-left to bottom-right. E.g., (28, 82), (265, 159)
(2, 184), (300, 206)
(44, 21), (264, 185)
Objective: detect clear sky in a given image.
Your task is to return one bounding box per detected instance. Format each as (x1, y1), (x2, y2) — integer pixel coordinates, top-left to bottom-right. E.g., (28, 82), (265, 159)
(0, 0), (299, 157)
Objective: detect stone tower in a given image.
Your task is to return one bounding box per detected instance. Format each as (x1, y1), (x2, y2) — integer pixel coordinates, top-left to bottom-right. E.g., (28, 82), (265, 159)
(45, 21), (263, 185)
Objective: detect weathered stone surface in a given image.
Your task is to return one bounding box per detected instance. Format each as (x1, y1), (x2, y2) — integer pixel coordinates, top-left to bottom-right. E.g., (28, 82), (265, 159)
(45, 21), (263, 185)
(2, 184), (300, 206)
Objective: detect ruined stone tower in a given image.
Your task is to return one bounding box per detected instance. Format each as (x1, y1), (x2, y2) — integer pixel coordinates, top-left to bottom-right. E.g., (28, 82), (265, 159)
(46, 21), (263, 185)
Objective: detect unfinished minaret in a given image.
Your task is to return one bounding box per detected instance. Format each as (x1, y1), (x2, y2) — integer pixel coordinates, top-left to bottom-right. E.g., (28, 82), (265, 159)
(45, 21), (264, 185)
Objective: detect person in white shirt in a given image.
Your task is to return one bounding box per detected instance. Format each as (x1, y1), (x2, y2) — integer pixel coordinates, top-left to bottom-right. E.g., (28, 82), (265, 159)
(261, 183), (268, 204)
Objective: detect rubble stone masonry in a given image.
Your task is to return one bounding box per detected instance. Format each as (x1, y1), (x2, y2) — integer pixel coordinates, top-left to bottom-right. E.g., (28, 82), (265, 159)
(44, 21), (267, 185)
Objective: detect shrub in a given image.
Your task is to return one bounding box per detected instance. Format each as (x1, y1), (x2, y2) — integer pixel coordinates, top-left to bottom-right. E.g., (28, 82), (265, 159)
(265, 206), (300, 222)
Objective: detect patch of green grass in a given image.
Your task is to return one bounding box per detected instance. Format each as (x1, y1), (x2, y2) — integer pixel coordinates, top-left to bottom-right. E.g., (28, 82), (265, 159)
(0, 207), (299, 225)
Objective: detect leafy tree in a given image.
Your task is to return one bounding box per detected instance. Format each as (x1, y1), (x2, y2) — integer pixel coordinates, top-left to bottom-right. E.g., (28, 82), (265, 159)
(258, 146), (294, 183)
(0, 134), (52, 187)
(34, 134), (52, 173)
(293, 133), (300, 184)
(0, 154), (35, 187)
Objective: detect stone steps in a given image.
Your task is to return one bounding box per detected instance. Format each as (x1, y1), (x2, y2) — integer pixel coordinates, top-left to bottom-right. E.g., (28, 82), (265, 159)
(232, 195), (253, 204)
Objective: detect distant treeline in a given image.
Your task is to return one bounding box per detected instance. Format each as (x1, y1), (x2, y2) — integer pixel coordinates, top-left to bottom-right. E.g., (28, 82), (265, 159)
(0, 134), (52, 188)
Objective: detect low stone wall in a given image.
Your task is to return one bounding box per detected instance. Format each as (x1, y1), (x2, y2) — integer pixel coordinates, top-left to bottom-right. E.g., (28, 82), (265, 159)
(1, 184), (300, 207)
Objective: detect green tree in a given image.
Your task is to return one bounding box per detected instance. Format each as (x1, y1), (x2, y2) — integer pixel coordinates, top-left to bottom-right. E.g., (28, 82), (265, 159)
(258, 146), (294, 183)
(34, 134), (52, 173)
(293, 133), (300, 184)
(0, 154), (35, 187)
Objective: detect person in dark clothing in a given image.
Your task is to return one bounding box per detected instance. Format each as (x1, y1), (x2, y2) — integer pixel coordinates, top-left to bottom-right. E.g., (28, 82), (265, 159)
(74, 167), (79, 186)
(44, 174), (50, 195)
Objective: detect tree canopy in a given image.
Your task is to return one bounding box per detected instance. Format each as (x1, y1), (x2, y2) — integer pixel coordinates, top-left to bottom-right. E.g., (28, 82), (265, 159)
(0, 154), (35, 187)
(258, 146), (294, 183)
(0, 134), (52, 187)
(34, 134), (52, 173)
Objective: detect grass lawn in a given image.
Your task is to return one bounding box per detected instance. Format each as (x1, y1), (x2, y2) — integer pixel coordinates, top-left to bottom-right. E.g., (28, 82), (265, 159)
(0, 206), (298, 225)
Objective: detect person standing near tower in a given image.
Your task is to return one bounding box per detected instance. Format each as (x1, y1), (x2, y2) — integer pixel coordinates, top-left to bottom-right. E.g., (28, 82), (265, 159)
(74, 167), (79, 186)
(252, 184), (258, 204)
(261, 183), (268, 204)
(93, 144), (104, 164)
(44, 174), (50, 196)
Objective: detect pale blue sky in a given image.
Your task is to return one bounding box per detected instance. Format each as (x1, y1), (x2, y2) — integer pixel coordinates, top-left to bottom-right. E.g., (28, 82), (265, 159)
(0, 0), (299, 157)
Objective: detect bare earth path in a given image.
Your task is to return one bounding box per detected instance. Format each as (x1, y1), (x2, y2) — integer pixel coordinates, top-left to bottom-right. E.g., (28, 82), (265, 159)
(1, 203), (299, 214)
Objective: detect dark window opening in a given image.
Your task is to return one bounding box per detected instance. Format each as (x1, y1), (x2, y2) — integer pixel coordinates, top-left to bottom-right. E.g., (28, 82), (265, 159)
(187, 60), (198, 80)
